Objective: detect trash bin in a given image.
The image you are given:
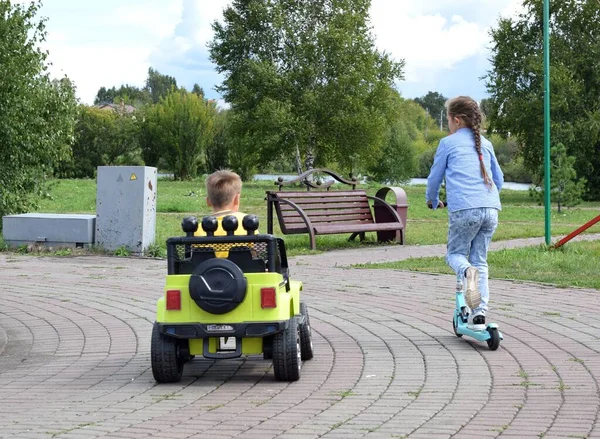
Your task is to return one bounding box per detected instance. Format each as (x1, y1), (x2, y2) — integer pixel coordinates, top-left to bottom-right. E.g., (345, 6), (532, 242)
(373, 187), (409, 243)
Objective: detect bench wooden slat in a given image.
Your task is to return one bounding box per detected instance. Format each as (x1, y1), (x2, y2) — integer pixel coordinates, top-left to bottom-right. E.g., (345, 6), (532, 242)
(282, 215), (373, 225)
(314, 222), (403, 234)
(282, 197), (369, 206)
(271, 190), (367, 198)
(279, 201), (371, 211)
(281, 209), (373, 219)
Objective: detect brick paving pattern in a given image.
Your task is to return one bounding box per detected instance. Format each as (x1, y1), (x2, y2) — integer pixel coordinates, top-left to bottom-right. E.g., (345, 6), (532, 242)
(1, 233), (599, 438)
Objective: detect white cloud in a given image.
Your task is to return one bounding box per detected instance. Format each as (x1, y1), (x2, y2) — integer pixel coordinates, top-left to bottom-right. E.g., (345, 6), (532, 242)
(150, 0), (229, 67)
(370, 0), (522, 89)
(36, 0), (525, 104)
(40, 1), (182, 104)
(111, 2), (182, 39)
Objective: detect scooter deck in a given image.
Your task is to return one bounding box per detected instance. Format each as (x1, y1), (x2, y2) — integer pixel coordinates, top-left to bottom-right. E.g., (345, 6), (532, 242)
(456, 323), (504, 342)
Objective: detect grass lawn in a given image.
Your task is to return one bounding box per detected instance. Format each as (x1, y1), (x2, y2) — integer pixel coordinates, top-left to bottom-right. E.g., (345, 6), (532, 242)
(31, 177), (600, 252)
(356, 240), (600, 290)
(0, 177), (598, 289)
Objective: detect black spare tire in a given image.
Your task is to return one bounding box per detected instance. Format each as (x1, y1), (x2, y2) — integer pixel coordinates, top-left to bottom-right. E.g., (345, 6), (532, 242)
(189, 258), (247, 314)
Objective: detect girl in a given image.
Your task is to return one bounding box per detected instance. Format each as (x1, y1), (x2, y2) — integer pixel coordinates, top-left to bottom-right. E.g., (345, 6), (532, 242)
(426, 96), (504, 331)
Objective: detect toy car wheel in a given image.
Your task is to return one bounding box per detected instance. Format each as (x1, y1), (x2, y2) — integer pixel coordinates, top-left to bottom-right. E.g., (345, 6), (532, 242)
(151, 322), (184, 383)
(486, 327), (500, 351)
(299, 302), (314, 360)
(452, 315), (462, 338)
(273, 317), (301, 382)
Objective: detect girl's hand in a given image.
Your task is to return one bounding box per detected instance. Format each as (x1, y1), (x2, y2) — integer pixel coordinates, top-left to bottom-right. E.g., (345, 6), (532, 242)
(427, 200), (447, 209)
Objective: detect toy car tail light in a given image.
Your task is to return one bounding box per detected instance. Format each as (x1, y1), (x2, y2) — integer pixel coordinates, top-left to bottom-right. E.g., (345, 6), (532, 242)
(166, 290), (181, 310)
(261, 288), (276, 308)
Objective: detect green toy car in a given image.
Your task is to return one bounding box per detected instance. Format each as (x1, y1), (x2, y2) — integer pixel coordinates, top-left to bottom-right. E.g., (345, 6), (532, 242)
(151, 214), (313, 383)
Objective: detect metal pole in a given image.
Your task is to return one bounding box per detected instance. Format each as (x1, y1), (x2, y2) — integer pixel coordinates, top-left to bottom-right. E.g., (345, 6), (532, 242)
(543, 0), (551, 245)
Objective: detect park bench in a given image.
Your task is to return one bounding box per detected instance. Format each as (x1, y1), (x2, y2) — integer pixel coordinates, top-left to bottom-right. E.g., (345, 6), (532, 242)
(266, 169), (408, 250)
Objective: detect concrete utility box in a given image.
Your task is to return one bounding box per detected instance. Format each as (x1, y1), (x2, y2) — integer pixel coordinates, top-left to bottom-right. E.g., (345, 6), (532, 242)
(2, 213), (96, 248)
(95, 166), (157, 254)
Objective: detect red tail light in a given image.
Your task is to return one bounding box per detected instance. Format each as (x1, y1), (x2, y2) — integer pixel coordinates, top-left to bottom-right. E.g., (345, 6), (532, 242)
(166, 290), (181, 310)
(261, 288), (277, 308)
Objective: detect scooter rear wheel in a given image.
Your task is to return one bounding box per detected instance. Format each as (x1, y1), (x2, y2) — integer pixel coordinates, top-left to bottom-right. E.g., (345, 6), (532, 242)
(452, 315), (463, 338)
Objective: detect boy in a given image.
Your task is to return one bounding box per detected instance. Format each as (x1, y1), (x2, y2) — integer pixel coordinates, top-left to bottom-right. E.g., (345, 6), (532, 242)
(195, 170), (249, 237)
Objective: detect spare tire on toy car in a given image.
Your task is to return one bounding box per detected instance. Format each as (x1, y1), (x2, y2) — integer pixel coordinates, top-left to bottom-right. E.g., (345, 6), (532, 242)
(189, 258), (247, 314)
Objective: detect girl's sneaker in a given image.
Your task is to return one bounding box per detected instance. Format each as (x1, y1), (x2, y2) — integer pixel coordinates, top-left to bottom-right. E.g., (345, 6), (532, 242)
(464, 266), (481, 310)
(468, 311), (486, 331)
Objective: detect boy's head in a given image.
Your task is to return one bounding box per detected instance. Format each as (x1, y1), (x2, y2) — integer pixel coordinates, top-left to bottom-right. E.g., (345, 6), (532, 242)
(205, 170), (242, 212)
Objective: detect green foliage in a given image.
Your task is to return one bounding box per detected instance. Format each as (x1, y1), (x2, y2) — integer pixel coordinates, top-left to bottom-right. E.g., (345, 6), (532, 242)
(114, 245), (130, 257)
(141, 90), (217, 180)
(58, 105), (142, 178)
(205, 110), (231, 173)
(0, 0), (78, 222)
(417, 148), (436, 178)
(488, 134), (531, 183)
(191, 83), (204, 98)
(414, 91), (448, 131)
(502, 156), (531, 184)
(530, 143), (586, 212)
(209, 0), (404, 174)
(93, 68), (178, 108)
(0, 236), (7, 252)
(367, 93), (420, 183)
(145, 67), (178, 104)
(94, 84), (151, 107)
(144, 243), (165, 258)
(486, 0), (600, 199)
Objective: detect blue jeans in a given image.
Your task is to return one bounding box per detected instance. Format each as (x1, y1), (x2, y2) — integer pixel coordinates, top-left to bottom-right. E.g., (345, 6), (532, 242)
(446, 208), (499, 314)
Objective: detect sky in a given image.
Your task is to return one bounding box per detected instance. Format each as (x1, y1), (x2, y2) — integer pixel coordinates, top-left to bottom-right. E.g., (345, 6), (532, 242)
(25, 0), (524, 106)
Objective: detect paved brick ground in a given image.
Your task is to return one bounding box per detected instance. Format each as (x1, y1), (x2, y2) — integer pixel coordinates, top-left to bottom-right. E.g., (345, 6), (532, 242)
(1, 234), (599, 439)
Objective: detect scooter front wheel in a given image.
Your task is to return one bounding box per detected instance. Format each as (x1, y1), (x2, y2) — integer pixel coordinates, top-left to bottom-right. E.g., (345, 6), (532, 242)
(452, 315), (463, 338)
(486, 328), (500, 350)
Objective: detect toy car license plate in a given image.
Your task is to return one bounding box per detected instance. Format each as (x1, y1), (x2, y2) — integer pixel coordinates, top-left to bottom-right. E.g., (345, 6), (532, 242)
(207, 324), (234, 331)
(219, 337), (236, 351)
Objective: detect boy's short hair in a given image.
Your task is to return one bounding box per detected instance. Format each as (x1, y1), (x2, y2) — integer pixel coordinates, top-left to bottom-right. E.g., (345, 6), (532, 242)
(206, 170), (242, 208)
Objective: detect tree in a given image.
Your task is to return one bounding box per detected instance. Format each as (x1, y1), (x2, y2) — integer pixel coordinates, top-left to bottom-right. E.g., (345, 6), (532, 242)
(414, 91), (448, 131)
(59, 106), (142, 178)
(94, 84), (151, 106)
(485, 0), (600, 199)
(209, 0), (404, 175)
(145, 67), (178, 104)
(191, 83), (205, 98)
(479, 98), (493, 120)
(367, 92), (419, 183)
(530, 143), (586, 213)
(205, 110), (231, 173)
(0, 1), (78, 220)
(141, 90), (216, 180)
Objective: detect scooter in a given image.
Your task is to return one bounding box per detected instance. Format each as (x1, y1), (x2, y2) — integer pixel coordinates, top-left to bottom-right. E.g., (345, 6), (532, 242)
(452, 274), (502, 350)
(428, 200), (503, 350)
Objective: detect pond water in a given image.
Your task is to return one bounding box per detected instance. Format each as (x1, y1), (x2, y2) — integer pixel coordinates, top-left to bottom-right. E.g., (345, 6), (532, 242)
(253, 174), (531, 191)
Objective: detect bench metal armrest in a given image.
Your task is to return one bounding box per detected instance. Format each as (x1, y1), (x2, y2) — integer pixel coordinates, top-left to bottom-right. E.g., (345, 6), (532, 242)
(366, 195), (404, 227)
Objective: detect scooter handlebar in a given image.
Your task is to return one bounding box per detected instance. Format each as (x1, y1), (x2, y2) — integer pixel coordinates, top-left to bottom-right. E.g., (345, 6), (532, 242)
(427, 201), (447, 209)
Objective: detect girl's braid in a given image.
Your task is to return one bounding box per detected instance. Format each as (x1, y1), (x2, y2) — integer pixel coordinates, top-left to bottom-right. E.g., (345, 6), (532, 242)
(447, 96), (493, 189)
(469, 105), (492, 189)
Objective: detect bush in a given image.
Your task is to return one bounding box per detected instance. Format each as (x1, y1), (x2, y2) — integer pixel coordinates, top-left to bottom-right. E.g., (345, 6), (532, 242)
(417, 148), (436, 178)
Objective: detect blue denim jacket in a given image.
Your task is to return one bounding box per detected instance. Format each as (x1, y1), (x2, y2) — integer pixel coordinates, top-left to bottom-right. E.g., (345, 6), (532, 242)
(426, 128), (503, 212)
